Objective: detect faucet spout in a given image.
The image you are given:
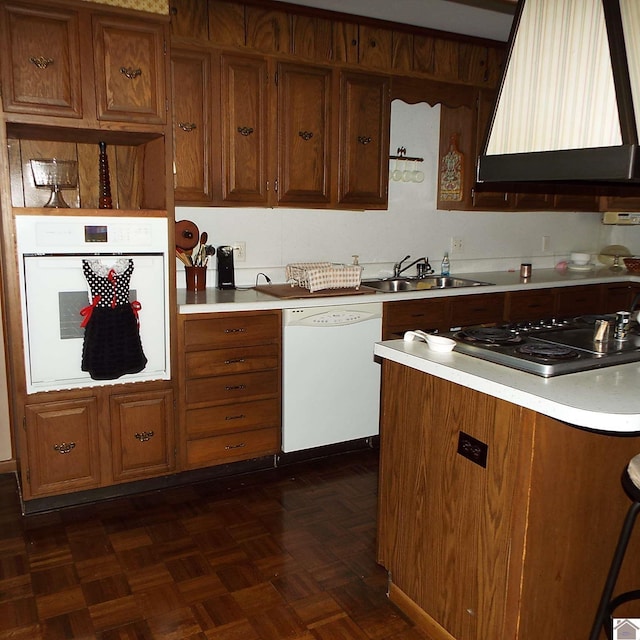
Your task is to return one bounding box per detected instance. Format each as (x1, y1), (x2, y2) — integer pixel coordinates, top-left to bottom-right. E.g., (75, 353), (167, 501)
(395, 256), (433, 278)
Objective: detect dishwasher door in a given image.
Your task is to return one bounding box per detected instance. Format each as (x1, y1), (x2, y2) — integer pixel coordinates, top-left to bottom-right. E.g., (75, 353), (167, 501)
(282, 302), (382, 453)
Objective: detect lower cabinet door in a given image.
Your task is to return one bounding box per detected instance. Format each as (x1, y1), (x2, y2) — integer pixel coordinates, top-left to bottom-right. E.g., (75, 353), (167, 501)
(24, 397), (100, 497)
(110, 389), (175, 482)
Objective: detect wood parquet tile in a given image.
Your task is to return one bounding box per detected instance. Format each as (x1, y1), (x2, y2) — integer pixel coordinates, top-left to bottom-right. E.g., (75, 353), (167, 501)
(0, 450), (429, 640)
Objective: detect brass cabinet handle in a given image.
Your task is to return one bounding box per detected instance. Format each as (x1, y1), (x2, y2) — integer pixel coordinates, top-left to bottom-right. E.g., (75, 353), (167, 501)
(298, 131), (314, 141)
(30, 56), (54, 69)
(225, 414), (246, 421)
(237, 126), (254, 136)
(134, 430), (155, 442)
(357, 136), (372, 145)
(225, 442), (246, 450)
(53, 442), (76, 454)
(225, 384), (246, 391)
(179, 122), (197, 132)
(120, 66), (142, 80)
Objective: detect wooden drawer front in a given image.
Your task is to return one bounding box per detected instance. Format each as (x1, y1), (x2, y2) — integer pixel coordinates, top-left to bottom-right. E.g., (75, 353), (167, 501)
(186, 371), (278, 406)
(555, 285), (602, 318)
(186, 427), (279, 467)
(185, 313), (280, 349)
(506, 290), (556, 322)
(383, 299), (450, 337)
(185, 344), (279, 378)
(450, 293), (505, 328)
(186, 398), (280, 439)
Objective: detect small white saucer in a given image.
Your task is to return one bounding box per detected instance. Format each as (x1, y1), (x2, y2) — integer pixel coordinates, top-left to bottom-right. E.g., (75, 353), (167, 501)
(567, 262), (594, 272)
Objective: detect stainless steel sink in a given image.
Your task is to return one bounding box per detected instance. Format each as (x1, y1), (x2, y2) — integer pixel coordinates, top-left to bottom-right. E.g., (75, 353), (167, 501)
(363, 276), (493, 292)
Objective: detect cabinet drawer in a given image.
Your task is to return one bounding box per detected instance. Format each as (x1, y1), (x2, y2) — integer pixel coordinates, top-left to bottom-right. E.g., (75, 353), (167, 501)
(186, 370), (279, 406)
(186, 427), (279, 467)
(184, 313), (280, 350)
(383, 298), (450, 337)
(554, 285), (602, 318)
(505, 290), (556, 322)
(450, 292), (505, 327)
(186, 398), (280, 439)
(185, 344), (279, 378)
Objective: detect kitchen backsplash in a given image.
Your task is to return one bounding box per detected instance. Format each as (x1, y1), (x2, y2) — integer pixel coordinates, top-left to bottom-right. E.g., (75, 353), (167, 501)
(177, 101), (627, 287)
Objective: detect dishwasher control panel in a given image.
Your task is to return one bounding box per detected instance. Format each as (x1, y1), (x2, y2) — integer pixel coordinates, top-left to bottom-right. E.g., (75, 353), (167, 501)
(283, 302), (383, 327)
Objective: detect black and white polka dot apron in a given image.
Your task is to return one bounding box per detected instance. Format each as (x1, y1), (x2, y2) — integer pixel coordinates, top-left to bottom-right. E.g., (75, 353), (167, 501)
(80, 258), (147, 380)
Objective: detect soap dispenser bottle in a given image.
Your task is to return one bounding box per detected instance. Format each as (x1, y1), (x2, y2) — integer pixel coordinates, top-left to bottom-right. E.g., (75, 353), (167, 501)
(441, 252), (450, 276)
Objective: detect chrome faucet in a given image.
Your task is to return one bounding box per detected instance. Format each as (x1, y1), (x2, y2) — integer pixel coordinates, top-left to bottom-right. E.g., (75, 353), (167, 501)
(393, 256), (433, 278)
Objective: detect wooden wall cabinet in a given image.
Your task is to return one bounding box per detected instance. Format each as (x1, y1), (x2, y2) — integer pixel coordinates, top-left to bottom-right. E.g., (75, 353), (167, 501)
(171, 47), (213, 203)
(1, 1), (168, 129)
(177, 311), (281, 470)
(0, 2), (83, 119)
(338, 71), (390, 207)
(92, 15), (167, 125)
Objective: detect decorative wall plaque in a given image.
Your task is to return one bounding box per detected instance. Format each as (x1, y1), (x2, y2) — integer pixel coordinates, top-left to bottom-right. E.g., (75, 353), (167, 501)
(440, 134), (464, 202)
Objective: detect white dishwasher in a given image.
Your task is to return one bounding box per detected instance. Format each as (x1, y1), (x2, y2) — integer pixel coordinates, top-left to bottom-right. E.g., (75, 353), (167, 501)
(282, 301), (382, 453)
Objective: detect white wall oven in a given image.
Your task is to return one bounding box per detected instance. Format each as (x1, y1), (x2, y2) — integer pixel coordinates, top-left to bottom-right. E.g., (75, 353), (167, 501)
(16, 215), (170, 394)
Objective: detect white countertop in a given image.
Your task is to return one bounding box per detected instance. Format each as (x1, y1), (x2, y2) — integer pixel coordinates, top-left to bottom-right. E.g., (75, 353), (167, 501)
(177, 268), (639, 314)
(374, 339), (640, 434)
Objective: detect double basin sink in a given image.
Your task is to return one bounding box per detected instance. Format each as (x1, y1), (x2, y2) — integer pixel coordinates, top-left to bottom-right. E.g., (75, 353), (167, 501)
(363, 275), (493, 293)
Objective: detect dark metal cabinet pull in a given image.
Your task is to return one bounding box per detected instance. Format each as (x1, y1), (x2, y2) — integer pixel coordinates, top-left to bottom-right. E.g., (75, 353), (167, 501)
(54, 442), (76, 454)
(135, 431), (155, 442)
(30, 56), (53, 69)
(357, 136), (372, 145)
(225, 442), (246, 450)
(237, 126), (254, 136)
(298, 131), (314, 141)
(224, 358), (246, 364)
(225, 414), (246, 421)
(225, 384), (246, 391)
(120, 66), (142, 80)
(224, 327), (246, 334)
(179, 122), (197, 132)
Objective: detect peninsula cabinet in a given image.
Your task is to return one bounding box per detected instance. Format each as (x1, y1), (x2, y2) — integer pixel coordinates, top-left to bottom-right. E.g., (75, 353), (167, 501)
(377, 361), (640, 640)
(177, 311), (281, 470)
(1, 1), (168, 129)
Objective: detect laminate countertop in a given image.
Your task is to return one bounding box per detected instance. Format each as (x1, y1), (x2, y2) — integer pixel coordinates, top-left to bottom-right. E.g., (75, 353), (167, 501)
(374, 338), (640, 434)
(177, 267), (640, 313)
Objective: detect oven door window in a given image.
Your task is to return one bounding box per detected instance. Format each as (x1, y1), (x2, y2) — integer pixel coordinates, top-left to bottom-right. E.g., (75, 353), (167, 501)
(22, 254), (168, 392)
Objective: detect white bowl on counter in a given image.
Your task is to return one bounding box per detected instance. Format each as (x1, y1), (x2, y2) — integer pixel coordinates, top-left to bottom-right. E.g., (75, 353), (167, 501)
(404, 330), (456, 352)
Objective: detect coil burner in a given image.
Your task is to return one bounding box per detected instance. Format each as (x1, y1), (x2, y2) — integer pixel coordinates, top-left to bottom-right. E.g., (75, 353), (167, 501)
(516, 343), (580, 361)
(458, 327), (522, 345)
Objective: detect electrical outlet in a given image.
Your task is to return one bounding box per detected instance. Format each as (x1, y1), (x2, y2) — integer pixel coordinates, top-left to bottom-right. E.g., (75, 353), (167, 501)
(450, 237), (464, 253)
(542, 235), (551, 252)
(457, 431), (488, 468)
(232, 241), (246, 262)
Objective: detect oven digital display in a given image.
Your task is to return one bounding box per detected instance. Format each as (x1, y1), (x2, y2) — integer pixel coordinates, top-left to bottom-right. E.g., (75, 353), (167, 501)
(84, 225), (108, 243)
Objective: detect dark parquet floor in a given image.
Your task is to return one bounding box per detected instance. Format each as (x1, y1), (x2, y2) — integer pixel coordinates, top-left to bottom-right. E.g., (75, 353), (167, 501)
(0, 449), (427, 640)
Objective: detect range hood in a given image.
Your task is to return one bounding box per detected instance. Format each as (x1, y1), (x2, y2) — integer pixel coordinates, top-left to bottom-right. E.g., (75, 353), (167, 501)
(477, 0), (640, 183)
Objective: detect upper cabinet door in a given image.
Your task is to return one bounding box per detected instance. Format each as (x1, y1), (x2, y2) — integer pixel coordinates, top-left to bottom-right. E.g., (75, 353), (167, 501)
(338, 72), (390, 208)
(171, 48), (213, 204)
(220, 54), (269, 204)
(0, 3), (82, 118)
(93, 15), (167, 124)
(277, 63), (332, 205)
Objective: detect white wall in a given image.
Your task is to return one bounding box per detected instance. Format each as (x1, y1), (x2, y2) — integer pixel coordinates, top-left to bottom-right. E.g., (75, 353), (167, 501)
(177, 100), (631, 286)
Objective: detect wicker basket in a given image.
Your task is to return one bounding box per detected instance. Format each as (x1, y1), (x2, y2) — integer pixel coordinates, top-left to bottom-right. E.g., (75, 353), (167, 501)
(623, 257), (640, 273)
(285, 262), (362, 292)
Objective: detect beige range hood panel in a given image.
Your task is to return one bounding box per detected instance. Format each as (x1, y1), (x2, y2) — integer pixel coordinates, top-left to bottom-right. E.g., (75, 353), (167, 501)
(478, 0), (640, 183)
